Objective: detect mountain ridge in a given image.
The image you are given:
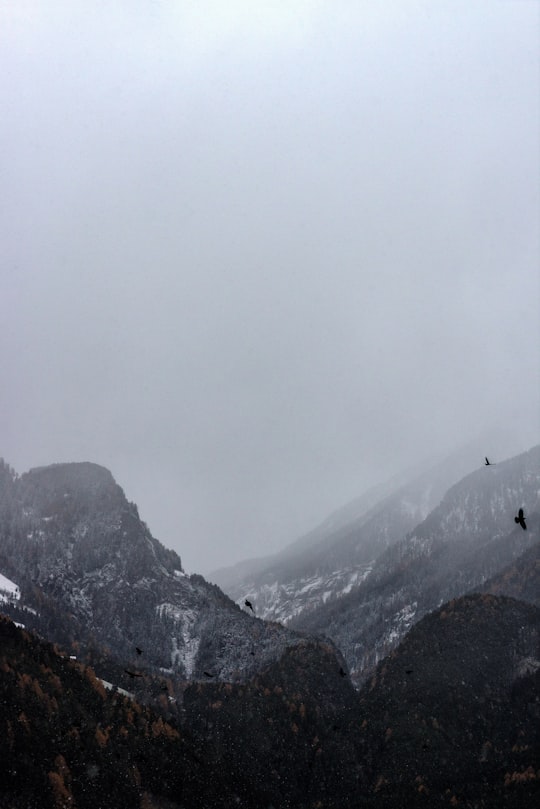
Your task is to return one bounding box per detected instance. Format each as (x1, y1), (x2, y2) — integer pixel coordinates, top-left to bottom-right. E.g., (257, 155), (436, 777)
(292, 445), (540, 683)
(0, 458), (321, 687)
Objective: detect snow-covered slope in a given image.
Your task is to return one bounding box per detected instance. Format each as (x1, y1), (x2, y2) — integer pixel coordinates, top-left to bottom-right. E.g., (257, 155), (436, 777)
(0, 572), (20, 604)
(239, 563), (373, 625)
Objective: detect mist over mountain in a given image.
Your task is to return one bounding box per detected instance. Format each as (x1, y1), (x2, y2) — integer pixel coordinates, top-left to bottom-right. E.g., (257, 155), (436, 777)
(292, 445), (540, 683)
(1, 445), (539, 806)
(2, 1), (539, 804)
(211, 436), (532, 604)
(211, 446), (539, 682)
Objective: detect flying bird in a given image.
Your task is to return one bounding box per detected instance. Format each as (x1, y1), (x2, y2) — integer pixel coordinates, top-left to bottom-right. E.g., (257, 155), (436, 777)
(484, 457), (494, 466)
(244, 599), (254, 613)
(339, 667), (347, 677)
(203, 671), (214, 678)
(514, 508), (527, 530)
(124, 669), (143, 679)
(135, 647), (143, 656)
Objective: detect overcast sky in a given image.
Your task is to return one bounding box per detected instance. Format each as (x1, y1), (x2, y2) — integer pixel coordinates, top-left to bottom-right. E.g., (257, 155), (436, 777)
(1, 1), (539, 573)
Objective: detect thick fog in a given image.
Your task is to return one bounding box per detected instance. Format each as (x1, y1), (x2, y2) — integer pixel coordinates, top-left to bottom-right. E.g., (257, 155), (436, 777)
(1, 1), (539, 573)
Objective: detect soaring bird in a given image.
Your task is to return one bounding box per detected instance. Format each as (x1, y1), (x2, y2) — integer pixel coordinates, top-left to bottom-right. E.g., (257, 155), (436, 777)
(339, 667), (347, 677)
(484, 457), (494, 466)
(514, 508), (527, 530)
(124, 669), (143, 679)
(244, 599), (254, 613)
(203, 671), (214, 678)
(135, 646), (143, 656)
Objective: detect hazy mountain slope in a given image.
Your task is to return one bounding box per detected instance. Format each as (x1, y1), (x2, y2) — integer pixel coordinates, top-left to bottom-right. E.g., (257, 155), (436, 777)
(0, 460), (311, 684)
(209, 470), (411, 593)
(481, 540), (540, 606)
(292, 445), (540, 683)
(212, 440), (529, 626)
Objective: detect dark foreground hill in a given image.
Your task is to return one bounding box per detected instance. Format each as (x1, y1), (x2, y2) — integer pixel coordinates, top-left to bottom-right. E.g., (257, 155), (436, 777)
(2, 588), (538, 808)
(354, 592), (540, 808)
(0, 614), (236, 809)
(1, 584), (538, 808)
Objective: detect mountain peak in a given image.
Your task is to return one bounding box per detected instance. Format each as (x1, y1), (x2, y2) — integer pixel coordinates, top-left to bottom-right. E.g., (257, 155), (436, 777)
(19, 461), (126, 520)
(0, 457), (316, 684)
(25, 461), (117, 490)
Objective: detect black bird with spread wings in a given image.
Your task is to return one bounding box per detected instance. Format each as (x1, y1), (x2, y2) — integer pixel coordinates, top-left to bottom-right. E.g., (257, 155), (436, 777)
(124, 669), (143, 679)
(484, 456), (494, 466)
(244, 599), (254, 613)
(514, 508), (527, 530)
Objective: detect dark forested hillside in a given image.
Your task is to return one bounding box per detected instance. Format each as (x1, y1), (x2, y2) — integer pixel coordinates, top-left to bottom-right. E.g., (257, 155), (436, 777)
(1, 590), (538, 808)
(355, 593), (540, 808)
(0, 615), (237, 809)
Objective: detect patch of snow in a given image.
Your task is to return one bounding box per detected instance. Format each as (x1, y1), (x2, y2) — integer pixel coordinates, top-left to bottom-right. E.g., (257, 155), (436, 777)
(384, 602), (418, 645)
(157, 603), (200, 678)
(234, 563), (374, 626)
(0, 572), (20, 603)
(100, 679), (133, 699)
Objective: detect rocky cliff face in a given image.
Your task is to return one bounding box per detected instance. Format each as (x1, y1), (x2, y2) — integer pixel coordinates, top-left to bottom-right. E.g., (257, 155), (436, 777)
(0, 460), (311, 683)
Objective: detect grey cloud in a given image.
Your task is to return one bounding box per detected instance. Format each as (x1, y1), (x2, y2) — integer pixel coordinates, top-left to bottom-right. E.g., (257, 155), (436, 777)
(1, 1), (538, 571)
